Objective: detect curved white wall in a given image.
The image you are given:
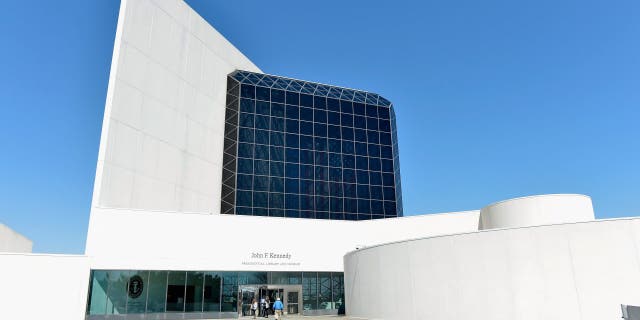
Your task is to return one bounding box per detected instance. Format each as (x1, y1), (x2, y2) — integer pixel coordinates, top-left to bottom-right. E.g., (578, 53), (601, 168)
(344, 218), (640, 320)
(479, 194), (594, 230)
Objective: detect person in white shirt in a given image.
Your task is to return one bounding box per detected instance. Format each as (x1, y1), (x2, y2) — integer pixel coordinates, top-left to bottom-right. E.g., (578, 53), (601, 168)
(251, 298), (258, 319)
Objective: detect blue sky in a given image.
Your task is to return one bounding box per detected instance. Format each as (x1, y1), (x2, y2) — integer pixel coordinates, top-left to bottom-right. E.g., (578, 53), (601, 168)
(0, 0), (638, 254)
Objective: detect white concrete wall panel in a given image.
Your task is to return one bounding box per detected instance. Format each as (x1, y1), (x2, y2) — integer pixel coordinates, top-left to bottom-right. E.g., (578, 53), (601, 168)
(0, 224), (32, 253)
(92, 0), (261, 215)
(345, 218), (640, 320)
(0, 254), (90, 320)
(85, 207), (479, 272)
(479, 194), (594, 230)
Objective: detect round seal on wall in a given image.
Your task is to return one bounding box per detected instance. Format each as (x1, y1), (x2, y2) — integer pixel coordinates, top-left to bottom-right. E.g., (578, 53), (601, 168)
(128, 275), (144, 299)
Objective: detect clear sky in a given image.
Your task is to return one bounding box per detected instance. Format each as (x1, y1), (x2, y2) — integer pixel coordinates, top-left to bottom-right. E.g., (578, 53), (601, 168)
(0, 0), (638, 254)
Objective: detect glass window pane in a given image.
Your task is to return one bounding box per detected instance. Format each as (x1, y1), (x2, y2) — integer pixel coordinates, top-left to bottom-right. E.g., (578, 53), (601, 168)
(300, 135), (313, 150)
(147, 271), (167, 313)
(271, 89), (285, 103)
(285, 163), (299, 178)
(241, 84), (255, 99)
(300, 164), (314, 180)
(239, 128), (254, 143)
(285, 193), (300, 209)
(254, 192), (268, 207)
(300, 107), (314, 121)
(269, 177), (284, 192)
(255, 115), (269, 130)
(240, 98), (255, 113)
(327, 98), (340, 112)
(286, 133), (299, 148)
(285, 179), (299, 194)
(256, 86), (270, 101)
(255, 160), (269, 176)
(256, 100), (270, 115)
(271, 132), (284, 146)
(88, 271), (108, 315)
(314, 109), (327, 123)
(255, 129), (269, 144)
(285, 104), (299, 119)
(300, 121), (313, 136)
(318, 273), (332, 309)
(105, 270), (129, 314)
(186, 272), (204, 312)
(221, 272), (238, 312)
(340, 100), (353, 114)
(285, 119), (299, 134)
(353, 103), (365, 115)
(303, 273), (318, 310)
(203, 272), (222, 312)
(300, 94), (313, 107)
(239, 113), (254, 127)
(286, 148), (299, 163)
(331, 273), (344, 309)
(166, 271), (186, 312)
(286, 91), (299, 105)
(271, 117), (284, 131)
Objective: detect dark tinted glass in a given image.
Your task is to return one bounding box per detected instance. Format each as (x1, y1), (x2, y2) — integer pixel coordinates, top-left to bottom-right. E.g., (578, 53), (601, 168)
(225, 71), (401, 219)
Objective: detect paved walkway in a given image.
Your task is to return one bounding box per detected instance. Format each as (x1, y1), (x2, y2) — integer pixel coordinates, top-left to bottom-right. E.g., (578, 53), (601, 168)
(240, 316), (353, 320)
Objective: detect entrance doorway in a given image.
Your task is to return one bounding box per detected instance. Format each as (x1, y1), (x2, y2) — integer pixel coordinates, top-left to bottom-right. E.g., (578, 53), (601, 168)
(239, 285), (302, 317)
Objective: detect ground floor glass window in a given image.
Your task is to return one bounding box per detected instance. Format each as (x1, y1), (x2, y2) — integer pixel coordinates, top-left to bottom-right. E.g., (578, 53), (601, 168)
(87, 270), (344, 317)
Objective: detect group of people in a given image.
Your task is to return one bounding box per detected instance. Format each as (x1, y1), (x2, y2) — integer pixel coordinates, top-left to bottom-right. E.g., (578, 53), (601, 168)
(250, 296), (284, 319)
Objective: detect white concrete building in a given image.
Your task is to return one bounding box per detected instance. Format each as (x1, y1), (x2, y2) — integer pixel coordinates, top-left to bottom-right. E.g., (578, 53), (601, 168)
(0, 0), (638, 319)
(0, 223), (32, 253)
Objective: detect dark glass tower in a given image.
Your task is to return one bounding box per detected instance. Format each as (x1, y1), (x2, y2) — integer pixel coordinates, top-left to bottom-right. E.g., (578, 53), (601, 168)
(221, 70), (402, 220)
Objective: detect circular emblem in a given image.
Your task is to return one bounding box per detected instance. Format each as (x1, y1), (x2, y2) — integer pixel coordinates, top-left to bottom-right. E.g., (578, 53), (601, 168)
(128, 275), (144, 299)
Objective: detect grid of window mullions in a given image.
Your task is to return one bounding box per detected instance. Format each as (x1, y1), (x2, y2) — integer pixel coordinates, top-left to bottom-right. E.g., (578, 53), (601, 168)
(233, 82), (399, 220)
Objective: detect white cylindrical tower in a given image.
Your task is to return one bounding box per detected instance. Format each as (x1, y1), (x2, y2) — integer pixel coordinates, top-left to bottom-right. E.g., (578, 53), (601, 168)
(479, 194), (594, 230)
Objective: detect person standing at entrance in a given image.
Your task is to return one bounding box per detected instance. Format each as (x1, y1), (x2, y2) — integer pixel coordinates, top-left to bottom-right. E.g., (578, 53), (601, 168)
(251, 298), (258, 319)
(260, 296), (267, 317)
(264, 298), (270, 318)
(273, 297), (284, 320)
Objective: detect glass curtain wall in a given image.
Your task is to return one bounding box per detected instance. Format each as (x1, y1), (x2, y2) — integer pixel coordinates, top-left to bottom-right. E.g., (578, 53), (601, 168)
(88, 270), (345, 316)
(222, 70), (403, 220)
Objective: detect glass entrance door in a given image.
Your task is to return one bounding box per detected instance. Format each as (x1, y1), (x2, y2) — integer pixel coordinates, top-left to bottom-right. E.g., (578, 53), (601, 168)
(287, 291), (299, 314)
(239, 286), (258, 317)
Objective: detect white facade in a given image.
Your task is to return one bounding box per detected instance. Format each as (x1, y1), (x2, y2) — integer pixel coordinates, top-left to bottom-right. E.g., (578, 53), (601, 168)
(0, 223), (32, 253)
(92, 0), (260, 215)
(86, 207), (478, 272)
(85, 0), (483, 275)
(1, 0), (638, 320)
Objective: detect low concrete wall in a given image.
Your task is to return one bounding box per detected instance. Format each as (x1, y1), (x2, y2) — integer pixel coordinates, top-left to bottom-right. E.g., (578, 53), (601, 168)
(0, 253), (90, 320)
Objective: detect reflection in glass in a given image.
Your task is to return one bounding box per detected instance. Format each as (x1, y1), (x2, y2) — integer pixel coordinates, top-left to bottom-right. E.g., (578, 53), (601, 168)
(106, 270), (129, 314)
(302, 272), (318, 310)
(126, 271), (148, 313)
(186, 272), (204, 312)
(318, 272), (332, 309)
(87, 270), (345, 314)
(331, 273), (345, 309)
(225, 71), (403, 219)
(166, 271), (186, 312)
(203, 272), (222, 312)
(221, 272), (238, 312)
(88, 270), (108, 315)
(146, 271), (167, 313)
